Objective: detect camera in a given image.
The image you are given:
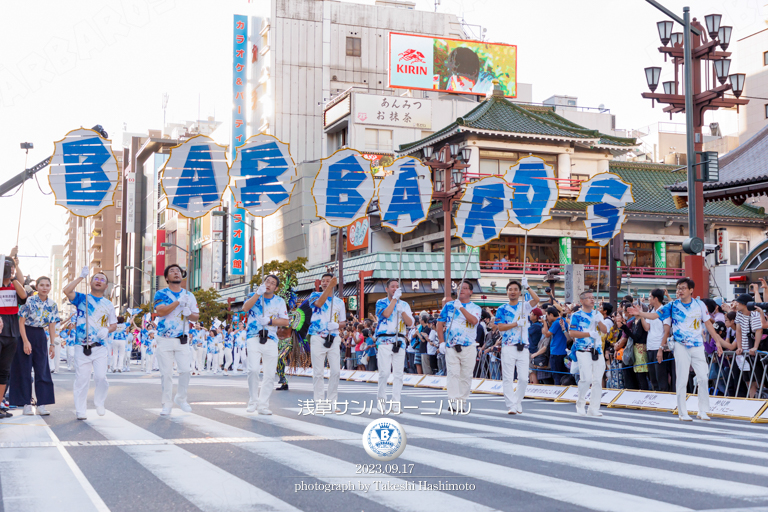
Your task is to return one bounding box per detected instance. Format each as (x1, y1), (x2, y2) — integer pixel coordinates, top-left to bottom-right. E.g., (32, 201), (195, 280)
(747, 302), (768, 311)
(545, 268), (560, 285)
(544, 287), (552, 294)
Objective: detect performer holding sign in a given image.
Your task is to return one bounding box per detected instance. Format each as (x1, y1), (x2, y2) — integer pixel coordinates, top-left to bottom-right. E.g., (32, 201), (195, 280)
(62, 268), (117, 420)
(375, 278), (414, 410)
(308, 273), (346, 412)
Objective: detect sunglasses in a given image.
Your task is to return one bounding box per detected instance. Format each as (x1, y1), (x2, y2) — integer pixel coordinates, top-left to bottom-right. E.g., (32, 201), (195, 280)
(92, 277), (107, 283)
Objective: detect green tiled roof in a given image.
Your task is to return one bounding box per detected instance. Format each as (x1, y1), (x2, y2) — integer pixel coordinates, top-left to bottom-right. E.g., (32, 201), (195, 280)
(555, 161), (767, 219)
(517, 105), (637, 147)
(296, 252), (480, 291)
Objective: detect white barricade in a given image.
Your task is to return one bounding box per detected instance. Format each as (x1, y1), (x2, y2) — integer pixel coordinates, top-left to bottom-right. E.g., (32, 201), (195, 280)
(417, 375), (447, 389)
(609, 390), (678, 412)
(402, 374), (425, 387)
(339, 370), (356, 380)
(555, 387), (621, 405)
(684, 395), (768, 420)
(524, 384), (570, 401)
(353, 371), (376, 382)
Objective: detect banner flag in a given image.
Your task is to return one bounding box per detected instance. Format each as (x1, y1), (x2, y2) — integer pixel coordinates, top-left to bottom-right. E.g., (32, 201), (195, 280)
(378, 157), (432, 234)
(454, 176), (515, 247)
(576, 172), (634, 246)
(311, 148), (375, 228)
(503, 155), (558, 231)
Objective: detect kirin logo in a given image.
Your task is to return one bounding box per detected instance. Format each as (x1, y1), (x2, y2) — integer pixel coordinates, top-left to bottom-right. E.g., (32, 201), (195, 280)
(398, 49), (426, 64)
(396, 49), (428, 75)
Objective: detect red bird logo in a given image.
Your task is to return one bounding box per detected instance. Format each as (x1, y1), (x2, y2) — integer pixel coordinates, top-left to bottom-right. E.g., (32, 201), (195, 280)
(398, 49), (426, 63)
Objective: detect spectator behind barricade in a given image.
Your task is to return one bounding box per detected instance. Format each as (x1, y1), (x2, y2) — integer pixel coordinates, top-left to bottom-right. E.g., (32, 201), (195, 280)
(600, 303), (614, 331)
(722, 312), (739, 350)
(541, 306), (569, 385)
(628, 302), (651, 390)
(363, 328), (377, 372)
(644, 288), (673, 392)
(733, 292), (763, 398)
(528, 308), (550, 384)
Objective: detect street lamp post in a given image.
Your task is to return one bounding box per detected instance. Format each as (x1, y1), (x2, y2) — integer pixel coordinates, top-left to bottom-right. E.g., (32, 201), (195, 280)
(642, 1), (748, 297)
(622, 242), (636, 297)
(160, 242), (191, 290)
(422, 143), (471, 300)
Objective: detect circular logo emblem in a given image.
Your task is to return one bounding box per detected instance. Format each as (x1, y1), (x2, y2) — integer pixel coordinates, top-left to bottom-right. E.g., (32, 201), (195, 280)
(362, 418), (407, 461)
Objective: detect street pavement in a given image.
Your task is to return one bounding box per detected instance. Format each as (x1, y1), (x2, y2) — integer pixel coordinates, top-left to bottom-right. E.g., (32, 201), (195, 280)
(1, 364), (768, 512)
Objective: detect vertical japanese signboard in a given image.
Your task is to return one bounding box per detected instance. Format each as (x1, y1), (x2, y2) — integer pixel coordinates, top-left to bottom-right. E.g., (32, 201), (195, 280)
(559, 237), (572, 265)
(231, 14), (248, 275)
(654, 241), (667, 275)
(156, 229), (166, 277)
(212, 214), (224, 283)
(126, 172), (136, 232)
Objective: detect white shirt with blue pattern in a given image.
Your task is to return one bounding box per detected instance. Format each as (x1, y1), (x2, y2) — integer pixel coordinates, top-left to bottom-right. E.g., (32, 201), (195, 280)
(308, 291), (346, 338)
(154, 288), (198, 338)
(657, 299), (709, 348)
(437, 301), (481, 347)
(494, 301), (532, 347)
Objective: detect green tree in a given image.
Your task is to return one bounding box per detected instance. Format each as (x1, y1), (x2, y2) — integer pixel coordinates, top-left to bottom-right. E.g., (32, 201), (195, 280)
(249, 256), (307, 288)
(193, 287), (230, 327)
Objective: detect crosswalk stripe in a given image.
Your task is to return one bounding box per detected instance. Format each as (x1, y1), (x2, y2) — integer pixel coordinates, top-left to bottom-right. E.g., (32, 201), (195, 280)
(0, 415), (108, 512)
(150, 409), (500, 512)
(541, 408), (768, 440)
(219, 408), (690, 512)
(322, 410), (768, 500)
(601, 409), (768, 432)
(83, 410), (301, 512)
(471, 408), (768, 464)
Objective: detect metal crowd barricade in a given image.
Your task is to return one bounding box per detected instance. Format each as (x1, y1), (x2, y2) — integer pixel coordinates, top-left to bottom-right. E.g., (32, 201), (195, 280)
(706, 350), (768, 398)
(475, 351), (501, 380)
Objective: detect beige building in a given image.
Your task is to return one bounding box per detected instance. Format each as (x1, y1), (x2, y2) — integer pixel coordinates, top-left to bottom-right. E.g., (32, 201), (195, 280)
(737, 27), (768, 143)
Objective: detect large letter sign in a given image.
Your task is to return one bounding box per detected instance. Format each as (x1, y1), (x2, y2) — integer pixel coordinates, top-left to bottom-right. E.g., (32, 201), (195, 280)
(455, 176), (515, 247)
(577, 173), (633, 246)
(378, 157), (432, 234)
(49, 128), (119, 217)
(230, 134), (297, 217)
(312, 149), (375, 228)
(503, 155), (558, 230)
(161, 135), (230, 219)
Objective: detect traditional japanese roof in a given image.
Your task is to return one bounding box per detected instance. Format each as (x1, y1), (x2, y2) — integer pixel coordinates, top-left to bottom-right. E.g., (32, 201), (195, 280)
(555, 161), (767, 222)
(666, 123), (768, 203)
(397, 91), (637, 154)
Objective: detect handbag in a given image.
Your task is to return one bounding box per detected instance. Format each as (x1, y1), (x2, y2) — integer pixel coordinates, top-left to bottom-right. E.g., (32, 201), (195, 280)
(622, 337), (635, 366)
(360, 354), (369, 366)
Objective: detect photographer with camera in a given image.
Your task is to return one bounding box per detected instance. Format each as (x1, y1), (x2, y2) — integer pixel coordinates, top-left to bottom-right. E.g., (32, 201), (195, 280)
(568, 290), (608, 418)
(154, 264), (199, 416)
(244, 275), (289, 415)
(493, 278), (539, 415)
(308, 273), (346, 412)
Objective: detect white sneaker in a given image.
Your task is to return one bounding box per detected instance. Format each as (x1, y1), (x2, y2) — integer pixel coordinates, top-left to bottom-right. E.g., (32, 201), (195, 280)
(587, 409), (603, 417)
(76, 412), (87, 420)
(576, 407), (587, 417)
(678, 414), (693, 422)
(507, 409), (517, 415)
(37, 405), (50, 416)
(516, 404), (523, 414)
(246, 403), (257, 413)
(697, 413), (711, 421)
(23, 405), (34, 415)
(96, 406), (106, 416)
(160, 405), (172, 416)
(257, 408), (273, 415)
(174, 396), (192, 413)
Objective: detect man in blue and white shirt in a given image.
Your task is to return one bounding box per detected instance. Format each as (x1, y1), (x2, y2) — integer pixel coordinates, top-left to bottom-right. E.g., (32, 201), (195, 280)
(569, 290), (608, 418)
(153, 264), (199, 416)
(233, 325), (247, 372)
(244, 275), (289, 414)
(63, 267), (117, 420)
(375, 278), (414, 408)
(437, 282), (481, 409)
(308, 273), (346, 411)
(629, 278), (724, 421)
(494, 278), (539, 415)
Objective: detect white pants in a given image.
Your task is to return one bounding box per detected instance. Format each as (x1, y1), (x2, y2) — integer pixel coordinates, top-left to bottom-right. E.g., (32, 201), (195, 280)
(195, 347), (205, 371)
(66, 345), (75, 369)
(445, 344), (477, 402)
(247, 339), (278, 410)
(123, 343), (132, 369)
(310, 335), (341, 404)
(145, 353), (155, 372)
(674, 343), (709, 416)
(206, 352), (215, 371)
(501, 346), (529, 411)
(233, 347), (245, 370)
(377, 343), (405, 403)
(223, 348), (233, 371)
(576, 351), (606, 414)
(50, 342), (61, 373)
(73, 345), (109, 416)
(111, 339), (126, 370)
(140, 345), (147, 370)
(157, 336), (192, 407)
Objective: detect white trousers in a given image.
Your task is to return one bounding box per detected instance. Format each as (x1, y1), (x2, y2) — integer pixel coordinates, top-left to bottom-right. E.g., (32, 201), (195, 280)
(195, 347), (205, 371)
(206, 352), (215, 371)
(576, 351), (606, 414)
(73, 345), (109, 416)
(145, 352), (155, 372)
(49, 342), (61, 373)
(377, 343), (405, 403)
(310, 335), (341, 404)
(501, 346), (529, 410)
(111, 339), (126, 370)
(233, 347), (246, 370)
(674, 343), (709, 416)
(445, 344), (477, 402)
(156, 336), (192, 407)
(66, 345), (75, 369)
(140, 345), (147, 370)
(247, 339), (278, 410)
(223, 348), (233, 371)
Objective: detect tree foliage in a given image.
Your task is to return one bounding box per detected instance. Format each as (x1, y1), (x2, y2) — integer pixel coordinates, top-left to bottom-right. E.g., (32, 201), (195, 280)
(193, 287), (230, 327)
(249, 257), (308, 288)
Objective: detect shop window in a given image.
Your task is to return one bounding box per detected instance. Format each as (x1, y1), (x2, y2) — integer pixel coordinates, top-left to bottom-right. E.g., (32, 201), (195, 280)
(364, 128), (392, 151)
(730, 241), (749, 265)
(346, 37), (361, 57)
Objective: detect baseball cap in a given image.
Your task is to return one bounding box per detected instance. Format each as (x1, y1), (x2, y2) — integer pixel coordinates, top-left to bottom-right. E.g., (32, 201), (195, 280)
(531, 307), (544, 317)
(735, 293), (752, 306)
(714, 297), (723, 306)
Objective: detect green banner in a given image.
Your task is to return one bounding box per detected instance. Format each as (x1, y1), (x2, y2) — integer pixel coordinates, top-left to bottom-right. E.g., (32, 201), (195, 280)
(654, 241), (666, 275)
(559, 237), (572, 265)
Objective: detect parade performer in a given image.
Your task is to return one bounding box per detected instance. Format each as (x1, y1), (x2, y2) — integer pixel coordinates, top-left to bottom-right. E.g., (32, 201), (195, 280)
(222, 327), (234, 375)
(62, 267), (117, 420)
(375, 278), (414, 410)
(493, 278), (539, 415)
(145, 330), (157, 373)
(308, 273), (346, 412)
(437, 282), (480, 411)
(206, 330), (216, 373)
(275, 325), (292, 390)
(244, 275), (289, 414)
(629, 278), (725, 421)
(12, 276), (58, 415)
(569, 291), (609, 417)
(195, 325), (207, 373)
(110, 316), (128, 373)
(154, 264), (199, 415)
(233, 325), (247, 373)
(0, 250), (26, 419)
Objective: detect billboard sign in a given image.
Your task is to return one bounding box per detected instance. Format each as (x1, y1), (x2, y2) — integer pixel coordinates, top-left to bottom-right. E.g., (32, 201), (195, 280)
(354, 94), (431, 129)
(388, 32), (516, 98)
(346, 217), (369, 252)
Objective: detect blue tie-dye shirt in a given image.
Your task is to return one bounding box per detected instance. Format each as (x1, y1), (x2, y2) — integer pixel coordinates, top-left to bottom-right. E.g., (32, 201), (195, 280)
(494, 301), (533, 347)
(657, 299), (709, 348)
(111, 323), (129, 341)
(246, 294), (288, 343)
(223, 332), (233, 349)
(437, 301), (481, 347)
(154, 288), (198, 338)
(19, 294), (61, 328)
(70, 292), (117, 346)
(235, 330), (247, 349)
(569, 309), (605, 354)
(307, 292), (346, 337)
(375, 297), (413, 345)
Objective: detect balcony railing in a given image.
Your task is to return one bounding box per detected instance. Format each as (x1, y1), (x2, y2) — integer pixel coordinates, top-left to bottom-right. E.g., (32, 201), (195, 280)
(480, 261), (686, 279)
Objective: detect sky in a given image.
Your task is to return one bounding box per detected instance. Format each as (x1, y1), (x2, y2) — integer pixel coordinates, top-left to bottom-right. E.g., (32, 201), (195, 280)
(1, 0), (765, 278)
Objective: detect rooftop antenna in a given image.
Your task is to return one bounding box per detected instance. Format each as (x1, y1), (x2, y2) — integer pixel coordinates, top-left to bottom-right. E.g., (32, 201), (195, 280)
(162, 93), (169, 129)
(434, 0), (440, 12)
